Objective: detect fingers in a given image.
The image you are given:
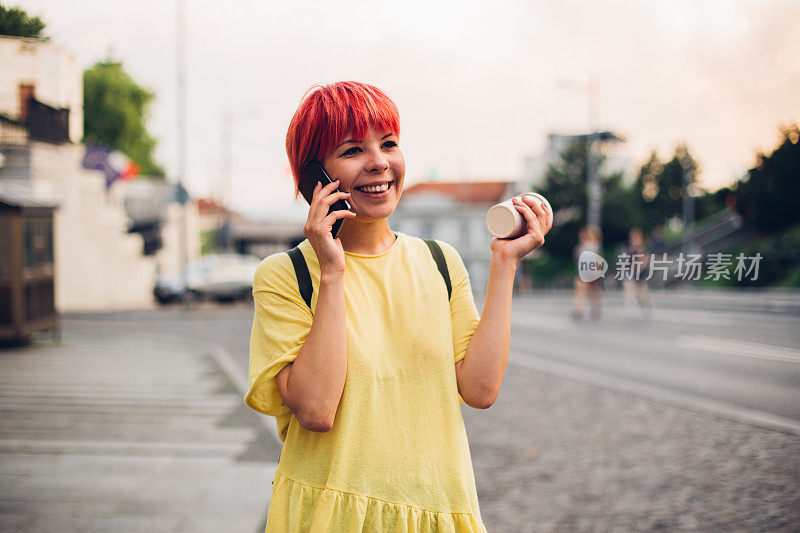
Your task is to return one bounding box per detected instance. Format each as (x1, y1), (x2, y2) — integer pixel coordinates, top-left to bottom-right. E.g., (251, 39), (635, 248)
(309, 180), (348, 221)
(306, 179), (355, 239)
(519, 196), (550, 233)
(512, 198), (539, 230)
(512, 198), (545, 248)
(308, 181), (323, 221)
(316, 190), (352, 223)
(305, 208), (356, 240)
(325, 209), (357, 225)
(312, 179), (340, 201)
(324, 190), (352, 205)
(520, 195), (546, 217)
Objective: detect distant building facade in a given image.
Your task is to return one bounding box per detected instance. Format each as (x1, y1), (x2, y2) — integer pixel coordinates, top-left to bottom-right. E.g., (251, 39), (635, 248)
(391, 179), (536, 293)
(0, 35), (186, 311)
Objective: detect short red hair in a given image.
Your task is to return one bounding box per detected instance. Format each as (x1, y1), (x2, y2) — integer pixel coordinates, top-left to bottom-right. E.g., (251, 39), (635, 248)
(285, 81), (401, 203)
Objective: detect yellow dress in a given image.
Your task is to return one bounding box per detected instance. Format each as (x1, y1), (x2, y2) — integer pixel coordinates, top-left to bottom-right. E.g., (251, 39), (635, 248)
(245, 232), (486, 532)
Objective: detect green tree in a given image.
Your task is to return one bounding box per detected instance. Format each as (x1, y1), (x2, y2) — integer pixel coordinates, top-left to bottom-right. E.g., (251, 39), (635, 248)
(535, 139), (637, 261)
(0, 4), (47, 38)
(733, 125), (800, 234)
(634, 144), (699, 231)
(83, 61), (164, 177)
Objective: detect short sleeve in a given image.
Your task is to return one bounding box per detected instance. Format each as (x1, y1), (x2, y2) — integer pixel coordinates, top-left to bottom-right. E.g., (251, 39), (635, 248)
(244, 253), (313, 421)
(438, 241), (480, 364)
(437, 241), (481, 405)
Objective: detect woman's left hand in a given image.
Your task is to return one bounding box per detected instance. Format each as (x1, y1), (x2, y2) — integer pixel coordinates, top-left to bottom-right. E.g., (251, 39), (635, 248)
(490, 195), (551, 263)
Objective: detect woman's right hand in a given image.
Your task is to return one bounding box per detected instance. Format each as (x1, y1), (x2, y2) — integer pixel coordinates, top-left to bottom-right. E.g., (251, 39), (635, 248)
(303, 179), (356, 275)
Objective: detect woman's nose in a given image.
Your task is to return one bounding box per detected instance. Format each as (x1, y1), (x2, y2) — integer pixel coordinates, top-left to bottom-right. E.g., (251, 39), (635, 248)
(364, 147), (389, 172)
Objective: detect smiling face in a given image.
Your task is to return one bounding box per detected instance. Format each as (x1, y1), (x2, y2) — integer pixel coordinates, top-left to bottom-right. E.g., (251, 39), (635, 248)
(322, 126), (405, 221)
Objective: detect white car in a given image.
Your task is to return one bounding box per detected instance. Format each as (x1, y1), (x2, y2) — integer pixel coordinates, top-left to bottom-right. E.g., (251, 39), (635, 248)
(154, 253), (262, 304)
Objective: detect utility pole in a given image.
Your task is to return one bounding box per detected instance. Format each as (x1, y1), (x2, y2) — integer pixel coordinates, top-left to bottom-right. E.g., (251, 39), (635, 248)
(585, 81), (601, 230)
(218, 109), (259, 253)
(680, 147), (696, 255)
(559, 78), (602, 230)
(586, 132), (601, 230)
(221, 110), (232, 251)
(176, 0), (188, 273)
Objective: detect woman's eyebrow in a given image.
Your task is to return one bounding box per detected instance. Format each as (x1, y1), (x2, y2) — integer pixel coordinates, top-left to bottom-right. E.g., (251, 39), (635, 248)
(336, 133), (394, 150)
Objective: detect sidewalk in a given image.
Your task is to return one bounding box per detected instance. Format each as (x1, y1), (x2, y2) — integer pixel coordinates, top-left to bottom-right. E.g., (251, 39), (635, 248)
(0, 330), (276, 532)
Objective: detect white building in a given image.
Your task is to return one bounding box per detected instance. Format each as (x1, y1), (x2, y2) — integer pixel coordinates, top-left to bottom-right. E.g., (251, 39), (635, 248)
(391, 179), (538, 293)
(0, 35), (83, 144)
(0, 35), (196, 311)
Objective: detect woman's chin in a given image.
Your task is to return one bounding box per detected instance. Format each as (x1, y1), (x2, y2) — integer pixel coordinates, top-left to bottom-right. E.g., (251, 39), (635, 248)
(349, 203), (398, 221)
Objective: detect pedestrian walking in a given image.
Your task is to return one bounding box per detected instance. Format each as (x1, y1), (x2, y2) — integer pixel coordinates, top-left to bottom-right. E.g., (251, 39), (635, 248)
(623, 227), (653, 321)
(571, 225), (603, 320)
(245, 81), (550, 532)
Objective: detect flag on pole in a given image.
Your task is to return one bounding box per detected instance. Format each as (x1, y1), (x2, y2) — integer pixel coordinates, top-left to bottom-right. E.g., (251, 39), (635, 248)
(82, 143), (140, 188)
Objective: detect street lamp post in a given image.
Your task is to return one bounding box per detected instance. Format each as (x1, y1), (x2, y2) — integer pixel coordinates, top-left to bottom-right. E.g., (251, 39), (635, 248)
(176, 0), (188, 276)
(221, 110), (232, 252)
(558, 78), (603, 230)
(219, 109), (259, 252)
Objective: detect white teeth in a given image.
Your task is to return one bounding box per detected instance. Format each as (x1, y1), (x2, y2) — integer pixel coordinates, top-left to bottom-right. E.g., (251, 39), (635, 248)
(358, 182), (390, 193)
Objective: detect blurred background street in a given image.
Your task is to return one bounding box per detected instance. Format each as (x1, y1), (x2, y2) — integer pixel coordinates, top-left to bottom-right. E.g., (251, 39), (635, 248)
(1, 0), (799, 531)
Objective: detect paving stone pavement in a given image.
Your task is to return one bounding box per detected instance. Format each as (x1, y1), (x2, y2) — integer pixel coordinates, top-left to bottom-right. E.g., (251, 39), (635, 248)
(0, 332), (276, 533)
(463, 363), (800, 532)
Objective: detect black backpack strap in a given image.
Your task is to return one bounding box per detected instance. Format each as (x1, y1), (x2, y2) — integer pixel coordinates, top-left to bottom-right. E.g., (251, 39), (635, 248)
(286, 247), (313, 310)
(287, 241), (451, 309)
(424, 239), (452, 301)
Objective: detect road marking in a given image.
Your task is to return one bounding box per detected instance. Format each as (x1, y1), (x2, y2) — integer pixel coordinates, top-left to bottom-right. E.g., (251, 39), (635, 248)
(648, 310), (735, 327)
(509, 350), (800, 436)
(676, 335), (800, 364)
(511, 307), (735, 329)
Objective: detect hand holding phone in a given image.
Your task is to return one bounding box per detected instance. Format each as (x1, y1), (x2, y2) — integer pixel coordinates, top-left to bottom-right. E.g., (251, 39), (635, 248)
(300, 161), (356, 274)
(299, 160), (353, 239)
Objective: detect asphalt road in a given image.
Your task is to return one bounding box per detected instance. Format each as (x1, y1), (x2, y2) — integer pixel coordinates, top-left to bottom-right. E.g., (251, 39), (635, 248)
(507, 290), (800, 431)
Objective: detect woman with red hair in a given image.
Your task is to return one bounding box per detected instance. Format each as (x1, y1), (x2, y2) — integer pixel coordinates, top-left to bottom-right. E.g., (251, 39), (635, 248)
(246, 81), (549, 531)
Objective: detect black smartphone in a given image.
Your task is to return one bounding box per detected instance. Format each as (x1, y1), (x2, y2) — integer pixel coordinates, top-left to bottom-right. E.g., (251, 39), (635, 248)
(298, 160), (352, 239)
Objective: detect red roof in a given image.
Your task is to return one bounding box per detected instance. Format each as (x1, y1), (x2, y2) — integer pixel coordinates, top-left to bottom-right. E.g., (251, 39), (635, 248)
(401, 181), (513, 204)
(196, 198), (227, 214)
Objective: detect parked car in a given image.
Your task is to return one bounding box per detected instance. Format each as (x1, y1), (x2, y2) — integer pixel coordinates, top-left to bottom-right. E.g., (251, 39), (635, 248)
(154, 253), (262, 304)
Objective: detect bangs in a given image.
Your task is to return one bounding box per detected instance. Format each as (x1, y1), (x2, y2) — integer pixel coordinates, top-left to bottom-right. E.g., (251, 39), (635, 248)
(314, 83), (400, 158)
(286, 81), (401, 202)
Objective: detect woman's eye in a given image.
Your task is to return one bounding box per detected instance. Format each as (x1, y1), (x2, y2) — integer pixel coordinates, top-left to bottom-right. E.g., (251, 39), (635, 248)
(341, 141), (396, 156)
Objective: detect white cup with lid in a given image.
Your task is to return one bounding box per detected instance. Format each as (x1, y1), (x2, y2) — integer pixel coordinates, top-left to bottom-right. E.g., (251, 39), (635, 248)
(485, 193), (552, 239)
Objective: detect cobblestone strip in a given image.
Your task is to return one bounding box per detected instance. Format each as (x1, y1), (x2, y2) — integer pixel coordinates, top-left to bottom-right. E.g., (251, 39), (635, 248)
(463, 364), (800, 532)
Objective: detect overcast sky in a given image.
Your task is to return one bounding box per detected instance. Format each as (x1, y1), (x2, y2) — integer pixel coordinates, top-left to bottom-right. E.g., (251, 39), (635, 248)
(14, 0), (800, 219)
